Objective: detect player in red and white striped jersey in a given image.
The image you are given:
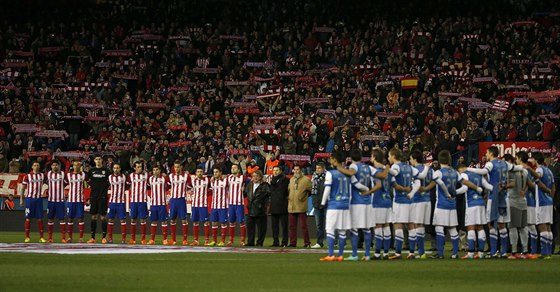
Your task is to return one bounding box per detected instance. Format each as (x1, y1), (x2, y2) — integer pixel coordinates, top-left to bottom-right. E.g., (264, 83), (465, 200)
(128, 161), (149, 244)
(65, 160), (87, 243)
(191, 166), (211, 245)
(147, 165), (169, 245)
(227, 164), (247, 246)
(168, 161), (192, 245)
(107, 163), (128, 243)
(21, 161), (46, 243)
(45, 161), (67, 243)
(209, 167), (229, 246)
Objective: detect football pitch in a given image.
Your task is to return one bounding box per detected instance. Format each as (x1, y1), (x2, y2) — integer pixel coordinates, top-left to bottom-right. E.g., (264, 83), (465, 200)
(0, 232), (558, 292)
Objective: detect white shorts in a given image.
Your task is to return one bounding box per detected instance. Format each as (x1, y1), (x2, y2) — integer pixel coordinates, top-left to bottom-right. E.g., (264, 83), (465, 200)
(536, 205), (553, 225)
(325, 209), (351, 233)
(432, 208), (458, 227)
(391, 203), (411, 223)
(373, 207), (391, 225)
(350, 204), (374, 229)
(410, 202), (431, 225)
(527, 206), (536, 225)
(486, 199), (510, 223)
(465, 205), (486, 226)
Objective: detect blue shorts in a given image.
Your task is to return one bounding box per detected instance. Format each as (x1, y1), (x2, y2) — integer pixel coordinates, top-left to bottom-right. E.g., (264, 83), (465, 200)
(191, 207), (208, 222)
(130, 202), (148, 219)
(169, 198), (187, 220)
(66, 202), (84, 219)
(210, 208), (228, 224)
(228, 205), (245, 223)
(150, 205), (168, 222)
(25, 198), (44, 219)
(47, 201), (65, 220)
(107, 203), (126, 220)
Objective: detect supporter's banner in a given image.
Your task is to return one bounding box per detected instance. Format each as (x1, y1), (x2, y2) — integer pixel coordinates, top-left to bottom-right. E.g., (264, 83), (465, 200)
(180, 106), (202, 112)
(361, 135), (389, 141)
(250, 145), (280, 152)
(12, 124), (40, 133)
(302, 98), (329, 104)
(277, 71), (303, 77)
(458, 97), (482, 103)
(219, 35), (245, 40)
(192, 68), (220, 74)
(507, 90), (560, 99)
(234, 108), (260, 114)
(376, 112), (403, 119)
(84, 116), (109, 122)
(279, 154), (311, 162)
(438, 92), (461, 97)
(136, 102), (166, 109)
(79, 140), (98, 146)
(230, 102), (257, 108)
(253, 124), (276, 130)
(228, 149), (250, 156)
(225, 81), (250, 86)
(38, 47), (65, 54)
(0, 117), (12, 123)
(35, 130), (69, 138)
(27, 151), (52, 157)
(102, 50), (132, 57)
(169, 141), (191, 148)
(316, 109), (336, 116)
(112, 74), (138, 80)
(312, 27), (335, 33)
(243, 62), (265, 68)
(107, 145), (131, 151)
(479, 142), (552, 161)
(254, 129), (278, 135)
(313, 153), (332, 160)
(0, 173), (25, 196)
(256, 93), (281, 99)
(168, 86), (190, 92)
(472, 77), (497, 83)
(468, 102), (492, 109)
(258, 115), (289, 122)
(53, 152), (88, 159)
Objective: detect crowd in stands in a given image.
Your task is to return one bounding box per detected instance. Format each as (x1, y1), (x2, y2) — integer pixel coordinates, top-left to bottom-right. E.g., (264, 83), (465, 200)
(0, 0), (559, 176)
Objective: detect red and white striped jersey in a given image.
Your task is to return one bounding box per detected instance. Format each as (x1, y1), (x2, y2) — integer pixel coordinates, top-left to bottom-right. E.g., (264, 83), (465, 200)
(227, 174), (245, 205)
(149, 175), (168, 206)
(211, 177), (228, 209)
(46, 171), (65, 202)
(109, 174), (127, 204)
(191, 176), (210, 207)
(23, 172), (44, 199)
(168, 172), (191, 199)
(128, 173), (148, 203)
(66, 172), (86, 203)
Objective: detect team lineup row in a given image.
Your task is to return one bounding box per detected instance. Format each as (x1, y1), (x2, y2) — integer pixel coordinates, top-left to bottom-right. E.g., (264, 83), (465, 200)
(19, 147), (555, 261)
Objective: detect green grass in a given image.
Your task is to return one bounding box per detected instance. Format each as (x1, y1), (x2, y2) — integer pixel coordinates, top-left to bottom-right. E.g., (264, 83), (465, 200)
(1, 231), (559, 292)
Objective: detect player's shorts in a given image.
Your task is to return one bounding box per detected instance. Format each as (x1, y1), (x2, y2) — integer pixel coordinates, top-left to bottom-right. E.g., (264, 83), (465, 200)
(90, 195), (108, 216)
(130, 202), (148, 219)
(325, 209), (351, 232)
(527, 206), (536, 225)
(410, 202), (431, 225)
(210, 208), (228, 224)
(47, 201), (65, 220)
(150, 205), (168, 222)
(228, 204), (245, 223)
(486, 199), (510, 224)
(391, 202), (410, 224)
(536, 205), (553, 225)
(350, 204), (374, 229)
(66, 202), (84, 219)
(509, 207), (527, 228)
(107, 203), (126, 220)
(432, 208), (458, 227)
(464, 205), (486, 226)
(191, 207), (209, 222)
(373, 207), (391, 225)
(25, 198), (44, 219)
(169, 198), (187, 220)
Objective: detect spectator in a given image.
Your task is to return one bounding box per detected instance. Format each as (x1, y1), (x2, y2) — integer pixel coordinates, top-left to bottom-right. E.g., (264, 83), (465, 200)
(288, 165), (312, 248)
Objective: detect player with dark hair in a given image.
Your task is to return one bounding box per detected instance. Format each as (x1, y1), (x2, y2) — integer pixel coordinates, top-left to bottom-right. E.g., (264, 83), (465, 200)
(21, 161), (46, 243)
(45, 160), (66, 243)
(128, 161), (149, 244)
(87, 156), (111, 243)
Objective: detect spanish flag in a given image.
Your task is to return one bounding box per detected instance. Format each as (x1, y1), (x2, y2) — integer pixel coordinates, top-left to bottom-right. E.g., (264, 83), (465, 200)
(400, 77), (419, 89)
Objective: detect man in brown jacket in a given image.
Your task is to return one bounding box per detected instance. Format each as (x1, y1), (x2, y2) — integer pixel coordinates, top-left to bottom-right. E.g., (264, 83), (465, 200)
(288, 165), (312, 247)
